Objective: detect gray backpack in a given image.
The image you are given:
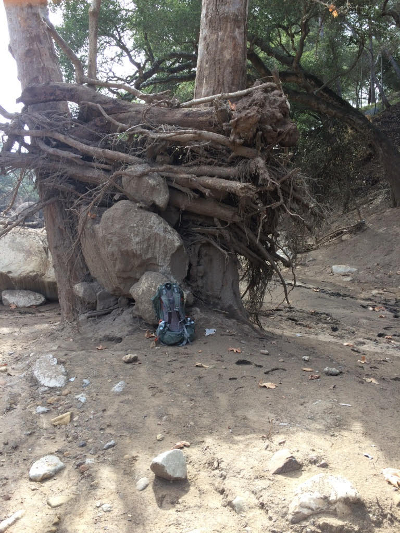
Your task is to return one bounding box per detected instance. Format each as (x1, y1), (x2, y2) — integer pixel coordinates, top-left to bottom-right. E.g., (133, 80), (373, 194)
(152, 283), (195, 346)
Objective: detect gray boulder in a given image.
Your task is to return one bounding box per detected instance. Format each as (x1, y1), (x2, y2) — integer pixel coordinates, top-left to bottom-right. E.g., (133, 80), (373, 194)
(80, 201), (188, 296)
(73, 282), (98, 311)
(121, 164), (169, 210)
(288, 474), (361, 524)
(2, 289), (46, 308)
(150, 449), (187, 481)
(130, 271), (169, 325)
(0, 228), (57, 300)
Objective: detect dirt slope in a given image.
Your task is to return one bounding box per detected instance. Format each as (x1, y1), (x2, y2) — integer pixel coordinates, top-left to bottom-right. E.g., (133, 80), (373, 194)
(0, 204), (399, 533)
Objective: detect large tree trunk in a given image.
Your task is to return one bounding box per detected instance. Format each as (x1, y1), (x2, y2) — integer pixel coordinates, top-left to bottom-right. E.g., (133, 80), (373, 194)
(190, 0), (250, 318)
(195, 0), (249, 98)
(4, 0), (87, 320)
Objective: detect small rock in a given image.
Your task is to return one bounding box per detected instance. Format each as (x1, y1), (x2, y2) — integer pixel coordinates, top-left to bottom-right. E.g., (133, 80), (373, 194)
(0, 365), (7, 373)
(111, 381), (126, 393)
(150, 449), (187, 481)
(122, 354), (139, 364)
(331, 265), (358, 275)
(302, 356), (310, 362)
(230, 496), (246, 514)
(33, 354), (67, 388)
(29, 455), (65, 482)
(75, 393), (87, 403)
(103, 440), (116, 450)
(156, 434), (164, 441)
(78, 441), (87, 448)
(51, 412), (72, 426)
(82, 379), (90, 387)
(324, 367), (342, 376)
(260, 349), (269, 355)
(47, 494), (73, 508)
(136, 477), (149, 491)
(317, 461), (329, 468)
(36, 406), (50, 414)
(101, 503), (112, 512)
(269, 449), (302, 475)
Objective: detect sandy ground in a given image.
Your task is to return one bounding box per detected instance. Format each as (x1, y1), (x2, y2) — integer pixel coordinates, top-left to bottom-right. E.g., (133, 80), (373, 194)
(0, 204), (400, 533)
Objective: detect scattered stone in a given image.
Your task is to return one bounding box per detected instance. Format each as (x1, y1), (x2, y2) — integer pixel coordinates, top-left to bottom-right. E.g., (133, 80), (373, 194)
(36, 406), (50, 414)
(29, 455), (65, 482)
(51, 412), (72, 426)
(2, 289), (46, 307)
(47, 494), (73, 508)
(101, 503), (112, 512)
(136, 477), (150, 491)
(32, 354), (67, 388)
(75, 393), (87, 404)
(0, 365), (7, 373)
(260, 349), (269, 355)
(156, 434), (164, 441)
(0, 510), (25, 532)
(269, 449), (302, 475)
(122, 353), (139, 364)
(103, 440), (116, 450)
(324, 367), (342, 376)
(230, 496), (246, 514)
(78, 441), (87, 448)
(317, 461), (329, 468)
(302, 356), (310, 362)
(342, 276), (353, 282)
(112, 381), (126, 393)
(79, 464), (90, 473)
(331, 265), (358, 275)
(82, 379), (90, 387)
(150, 449), (187, 481)
(288, 473), (361, 524)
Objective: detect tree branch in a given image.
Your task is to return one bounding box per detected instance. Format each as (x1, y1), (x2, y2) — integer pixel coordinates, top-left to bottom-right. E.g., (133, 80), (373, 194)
(88, 0), (102, 84)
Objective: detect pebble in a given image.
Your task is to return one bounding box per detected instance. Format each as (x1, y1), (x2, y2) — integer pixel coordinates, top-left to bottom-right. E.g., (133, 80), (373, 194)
(51, 412), (72, 426)
(111, 381), (126, 393)
(324, 367), (342, 376)
(36, 406), (50, 414)
(136, 477), (150, 491)
(122, 354), (139, 364)
(260, 349), (269, 355)
(101, 503), (112, 512)
(75, 393), (87, 403)
(156, 434), (164, 441)
(78, 441), (87, 447)
(230, 496), (246, 514)
(47, 494), (73, 508)
(302, 356), (310, 362)
(0, 365), (7, 373)
(103, 440), (116, 450)
(269, 449), (302, 474)
(82, 379), (90, 387)
(29, 455), (65, 482)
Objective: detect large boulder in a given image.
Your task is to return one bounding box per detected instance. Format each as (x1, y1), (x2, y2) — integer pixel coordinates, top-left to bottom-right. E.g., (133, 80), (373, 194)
(130, 271), (169, 325)
(0, 228), (57, 300)
(121, 164), (169, 210)
(80, 201), (188, 296)
(2, 289), (46, 308)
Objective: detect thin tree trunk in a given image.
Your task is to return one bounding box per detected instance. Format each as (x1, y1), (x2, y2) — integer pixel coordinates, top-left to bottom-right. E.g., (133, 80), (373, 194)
(4, 0), (87, 320)
(195, 0), (249, 99)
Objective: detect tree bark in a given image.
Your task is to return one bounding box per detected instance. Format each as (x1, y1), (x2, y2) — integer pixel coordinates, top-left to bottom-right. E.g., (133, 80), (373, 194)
(195, 0), (249, 98)
(4, 0), (87, 320)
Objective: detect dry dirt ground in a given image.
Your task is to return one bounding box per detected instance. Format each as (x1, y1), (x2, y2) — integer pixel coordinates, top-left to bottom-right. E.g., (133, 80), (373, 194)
(0, 203), (400, 533)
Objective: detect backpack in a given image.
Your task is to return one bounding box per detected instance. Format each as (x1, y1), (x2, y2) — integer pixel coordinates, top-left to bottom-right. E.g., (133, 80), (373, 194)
(152, 282), (195, 346)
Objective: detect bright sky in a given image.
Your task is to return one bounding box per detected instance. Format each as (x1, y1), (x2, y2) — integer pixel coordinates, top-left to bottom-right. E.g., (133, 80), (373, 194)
(0, 3), (22, 113)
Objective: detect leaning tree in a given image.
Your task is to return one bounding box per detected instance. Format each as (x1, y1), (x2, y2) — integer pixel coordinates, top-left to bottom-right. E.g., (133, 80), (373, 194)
(0, 0), (315, 322)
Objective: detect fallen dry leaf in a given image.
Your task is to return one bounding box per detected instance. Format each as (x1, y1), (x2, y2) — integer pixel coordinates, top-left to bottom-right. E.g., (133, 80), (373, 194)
(364, 377), (379, 384)
(309, 374), (320, 380)
(172, 441), (191, 449)
(145, 330), (155, 338)
(195, 362), (209, 368)
(96, 345), (105, 350)
(258, 382), (277, 389)
(313, 288), (320, 292)
(378, 315), (386, 318)
(382, 468), (400, 488)
(374, 306), (386, 312)
(385, 335), (393, 340)
(228, 347), (242, 353)
(302, 367), (314, 372)
(343, 342), (354, 347)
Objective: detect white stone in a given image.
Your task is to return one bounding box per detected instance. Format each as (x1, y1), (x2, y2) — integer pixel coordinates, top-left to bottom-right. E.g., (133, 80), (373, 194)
(32, 354), (67, 388)
(112, 381), (126, 393)
(29, 455), (65, 482)
(2, 289), (46, 308)
(47, 494), (73, 508)
(289, 474), (360, 524)
(136, 477), (150, 491)
(36, 406), (50, 414)
(150, 449), (187, 481)
(101, 503), (112, 512)
(230, 496), (246, 514)
(331, 265), (358, 275)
